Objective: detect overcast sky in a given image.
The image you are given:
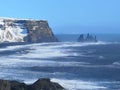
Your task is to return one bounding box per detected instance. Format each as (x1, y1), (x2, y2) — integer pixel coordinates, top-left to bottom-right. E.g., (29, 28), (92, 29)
(0, 0), (120, 34)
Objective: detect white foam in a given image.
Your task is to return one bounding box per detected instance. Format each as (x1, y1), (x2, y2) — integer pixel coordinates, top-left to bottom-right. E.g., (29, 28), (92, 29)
(10, 43), (77, 59)
(113, 62), (120, 66)
(0, 41), (110, 68)
(0, 56), (90, 68)
(45, 41), (108, 48)
(9, 41), (108, 59)
(98, 55), (105, 59)
(24, 79), (37, 84)
(51, 78), (107, 90)
(0, 41), (116, 90)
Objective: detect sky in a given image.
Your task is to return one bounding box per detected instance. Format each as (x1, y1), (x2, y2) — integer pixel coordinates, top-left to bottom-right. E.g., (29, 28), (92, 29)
(0, 0), (120, 34)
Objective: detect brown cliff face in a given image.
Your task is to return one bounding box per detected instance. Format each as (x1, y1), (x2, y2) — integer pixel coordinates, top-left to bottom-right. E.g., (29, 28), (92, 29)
(24, 20), (58, 42)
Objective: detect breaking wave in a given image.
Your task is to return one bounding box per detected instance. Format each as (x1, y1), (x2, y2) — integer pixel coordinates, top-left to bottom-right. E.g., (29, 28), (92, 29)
(52, 78), (107, 90)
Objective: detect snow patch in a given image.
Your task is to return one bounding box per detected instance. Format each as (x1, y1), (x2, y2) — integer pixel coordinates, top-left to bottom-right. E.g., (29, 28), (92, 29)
(0, 19), (28, 42)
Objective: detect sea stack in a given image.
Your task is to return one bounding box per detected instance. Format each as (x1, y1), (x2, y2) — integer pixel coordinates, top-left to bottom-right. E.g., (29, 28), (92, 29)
(78, 33), (97, 42)
(0, 18), (58, 43)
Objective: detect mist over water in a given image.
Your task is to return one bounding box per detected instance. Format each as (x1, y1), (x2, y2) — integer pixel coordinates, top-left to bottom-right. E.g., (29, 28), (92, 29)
(0, 34), (120, 90)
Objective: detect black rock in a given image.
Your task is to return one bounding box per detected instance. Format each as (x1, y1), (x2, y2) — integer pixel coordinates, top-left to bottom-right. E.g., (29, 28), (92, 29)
(29, 78), (64, 90)
(0, 78), (64, 90)
(78, 33), (97, 42)
(0, 79), (11, 90)
(10, 81), (27, 90)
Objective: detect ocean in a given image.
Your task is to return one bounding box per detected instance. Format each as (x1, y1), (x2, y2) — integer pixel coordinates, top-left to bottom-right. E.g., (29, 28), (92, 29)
(0, 34), (120, 90)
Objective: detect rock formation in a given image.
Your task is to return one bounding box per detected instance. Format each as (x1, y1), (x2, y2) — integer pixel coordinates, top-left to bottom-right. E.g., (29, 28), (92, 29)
(0, 78), (64, 90)
(78, 33), (97, 42)
(0, 18), (58, 43)
(0, 79), (11, 90)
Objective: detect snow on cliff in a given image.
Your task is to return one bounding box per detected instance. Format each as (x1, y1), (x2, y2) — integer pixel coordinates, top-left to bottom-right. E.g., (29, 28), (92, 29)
(0, 17), (58, 43)
(0, 18), (28, 42)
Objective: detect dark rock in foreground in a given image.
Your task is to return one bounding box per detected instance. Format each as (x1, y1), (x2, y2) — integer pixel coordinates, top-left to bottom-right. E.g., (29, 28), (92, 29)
(0, 78), (64, 90)
(0, 79), (11, 90)
(78, 33), (97, 42)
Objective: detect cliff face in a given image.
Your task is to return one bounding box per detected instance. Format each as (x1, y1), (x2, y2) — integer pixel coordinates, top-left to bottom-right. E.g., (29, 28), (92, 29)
(0, 18), (58, 43)
(25, 20), (58, 42)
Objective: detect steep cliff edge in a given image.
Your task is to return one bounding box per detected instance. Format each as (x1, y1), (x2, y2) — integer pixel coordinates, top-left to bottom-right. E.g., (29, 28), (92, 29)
(25, 20), (58, 42)
(0, 18), (58, 43)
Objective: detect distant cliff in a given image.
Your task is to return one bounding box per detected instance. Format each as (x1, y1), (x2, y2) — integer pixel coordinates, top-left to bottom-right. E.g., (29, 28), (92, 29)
(0, 18), (58, 43)
(78, 33), (97, 42)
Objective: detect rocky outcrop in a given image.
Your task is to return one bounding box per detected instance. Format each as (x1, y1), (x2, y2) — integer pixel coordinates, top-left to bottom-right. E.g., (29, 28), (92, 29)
(0, 79), (11, 90)
(28, 78), (64, 90)
(24, 20), (58, 42)
(0, 18), (58, 43)
(0, 78), (64, 90)
(78, 33), (97, 42)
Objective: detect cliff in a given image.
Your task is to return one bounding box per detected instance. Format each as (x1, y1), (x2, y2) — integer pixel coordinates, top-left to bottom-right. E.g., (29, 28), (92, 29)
(0, 18), (58, 43)
(78, 33), (97, 42)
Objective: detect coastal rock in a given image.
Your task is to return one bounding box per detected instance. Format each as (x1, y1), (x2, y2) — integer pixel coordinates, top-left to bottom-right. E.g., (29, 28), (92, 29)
(0, 78), (64, 90)
(0, 80), (11, 90)
(78, 33), (97, 42)
(0, 18), (58, 43)
(29, 78), (64, 90)
(10, 81), (27, 90)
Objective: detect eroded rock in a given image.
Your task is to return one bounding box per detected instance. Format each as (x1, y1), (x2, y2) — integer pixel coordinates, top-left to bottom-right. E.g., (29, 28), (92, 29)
(0, 78), (64, 90)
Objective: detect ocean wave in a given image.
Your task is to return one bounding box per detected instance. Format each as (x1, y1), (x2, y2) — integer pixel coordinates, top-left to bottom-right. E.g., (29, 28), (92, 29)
(0, 55), (120, 69)
(48, 41), (108, 48)
(0, 41), (108, 51)
(51, 78), (107, 90)
(98, 55), (105, 59)
(112, 62), (120, 66)
(0, 41), (120, 90)
(3, 41), (109, 59)
(0, 41), (111, 60)
(9, 43), (79, 59)
(0, 57), (90, 68)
